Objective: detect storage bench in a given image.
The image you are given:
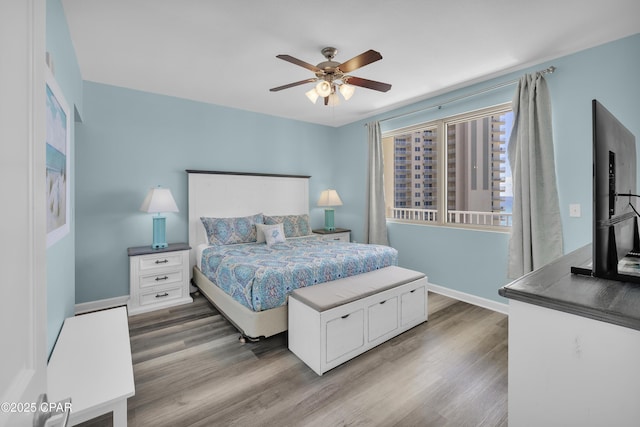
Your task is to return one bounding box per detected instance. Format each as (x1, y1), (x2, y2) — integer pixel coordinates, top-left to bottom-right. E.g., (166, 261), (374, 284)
(288, 266), (428, 375)
(48, 306), (135, 426)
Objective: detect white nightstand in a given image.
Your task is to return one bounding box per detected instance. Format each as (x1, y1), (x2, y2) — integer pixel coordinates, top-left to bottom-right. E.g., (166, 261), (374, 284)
(127, 243), (193, 316)
(312, 228), (351, 242)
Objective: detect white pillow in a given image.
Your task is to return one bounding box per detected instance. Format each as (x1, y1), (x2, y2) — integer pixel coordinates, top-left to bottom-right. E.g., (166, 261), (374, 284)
(262, 223), (286, 246)
(256, 223), (268, 243)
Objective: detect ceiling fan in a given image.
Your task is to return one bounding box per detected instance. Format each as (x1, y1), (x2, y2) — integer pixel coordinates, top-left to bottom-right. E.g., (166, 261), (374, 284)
(270, 47), (392, 106)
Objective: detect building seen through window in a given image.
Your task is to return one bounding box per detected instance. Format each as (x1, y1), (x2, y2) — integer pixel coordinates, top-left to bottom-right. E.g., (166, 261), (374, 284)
(383, 104), (513, 229)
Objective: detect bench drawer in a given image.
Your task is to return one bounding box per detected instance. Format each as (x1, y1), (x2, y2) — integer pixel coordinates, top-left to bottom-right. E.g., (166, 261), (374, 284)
(368, 296), (398, 341)
(326, 308), (364, 363)
(401, 285), (426, 326)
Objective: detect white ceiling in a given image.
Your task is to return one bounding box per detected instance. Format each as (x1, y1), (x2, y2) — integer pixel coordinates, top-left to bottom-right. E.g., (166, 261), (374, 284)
(61, 0), (639, 127)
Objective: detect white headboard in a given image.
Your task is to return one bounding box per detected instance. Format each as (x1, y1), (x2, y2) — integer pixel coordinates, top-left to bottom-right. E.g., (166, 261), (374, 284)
(187, 170), (310, 272)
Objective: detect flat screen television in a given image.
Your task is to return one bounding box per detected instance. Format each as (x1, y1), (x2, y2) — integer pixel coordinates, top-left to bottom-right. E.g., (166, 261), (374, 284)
(573, 100), (640, 282)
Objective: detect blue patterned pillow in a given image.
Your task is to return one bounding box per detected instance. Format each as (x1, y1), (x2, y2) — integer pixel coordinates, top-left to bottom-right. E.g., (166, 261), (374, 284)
(263, 223), (286, 246)
(201, 213), (263, 245)
(264, 214), (311, 238)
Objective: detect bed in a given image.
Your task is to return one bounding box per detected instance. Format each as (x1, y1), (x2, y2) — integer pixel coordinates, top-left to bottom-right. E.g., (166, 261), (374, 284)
(187, 170), (398, 340)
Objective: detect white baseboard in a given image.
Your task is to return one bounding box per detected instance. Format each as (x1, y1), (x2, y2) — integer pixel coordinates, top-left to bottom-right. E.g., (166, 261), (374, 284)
(75, 295), (129, 315)
(74, 287), (508, 316)
(427, 282), (509, 315)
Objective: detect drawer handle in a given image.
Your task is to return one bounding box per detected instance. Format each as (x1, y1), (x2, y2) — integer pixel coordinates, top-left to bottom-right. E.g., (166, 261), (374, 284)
(379, 300), (386, 305)
(410, 289), (416, 293)
(341, 314), (350, 319)
(155, 259), (169, 264)
(156, 292), (169, 298)
(333, 237), (340, 240)
(155, 275), (169, 281)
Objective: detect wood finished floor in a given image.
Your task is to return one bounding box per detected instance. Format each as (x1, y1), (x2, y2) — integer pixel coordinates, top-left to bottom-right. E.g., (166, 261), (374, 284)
(78, 292), (508, 427)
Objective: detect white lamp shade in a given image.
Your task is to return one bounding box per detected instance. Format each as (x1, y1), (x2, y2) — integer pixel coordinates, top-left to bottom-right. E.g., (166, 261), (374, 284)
(305, 88), (320, 104)
(315, 80), (332, 97)
(317, 189), (343, 207)
(339, 83), (355, 100)
(140, 187), (179, 213)
(327, 93), (340, 107)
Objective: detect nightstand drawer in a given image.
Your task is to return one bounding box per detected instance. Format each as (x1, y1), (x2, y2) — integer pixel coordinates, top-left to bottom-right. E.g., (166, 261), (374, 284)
(313, 229), (351, 243)
(138, 252), (185, 271)
(320, 232), (350, 242)
(139, 269), (184, 289)
(139, 286), (183, 306)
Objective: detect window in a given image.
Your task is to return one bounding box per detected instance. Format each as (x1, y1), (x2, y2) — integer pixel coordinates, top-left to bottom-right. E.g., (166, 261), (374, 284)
(382, 104), (513, 229)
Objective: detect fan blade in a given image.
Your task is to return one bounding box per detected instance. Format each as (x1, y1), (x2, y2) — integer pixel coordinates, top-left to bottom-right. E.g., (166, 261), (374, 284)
(346, 76), (392, 92)
(337, 50), (383, 73)
(276, 54), (322, 73)
(270, 78), (317, 92)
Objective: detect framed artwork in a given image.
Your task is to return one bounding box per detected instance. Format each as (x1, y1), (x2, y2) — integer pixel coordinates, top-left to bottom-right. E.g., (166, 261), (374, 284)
(45, 68), (71, 247)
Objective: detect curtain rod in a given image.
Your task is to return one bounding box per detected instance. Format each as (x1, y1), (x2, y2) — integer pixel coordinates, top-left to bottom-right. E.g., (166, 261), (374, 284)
(373, 66), (556, 126)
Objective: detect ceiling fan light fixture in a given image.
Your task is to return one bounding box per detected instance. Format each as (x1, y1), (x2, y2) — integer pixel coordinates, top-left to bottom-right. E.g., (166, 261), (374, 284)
(327, 92), (340, 107)
(305, 88), (320, 104)
(271, 47), (390, 107)
(315, 80), (332, 97)
(339, 83), (355, 100)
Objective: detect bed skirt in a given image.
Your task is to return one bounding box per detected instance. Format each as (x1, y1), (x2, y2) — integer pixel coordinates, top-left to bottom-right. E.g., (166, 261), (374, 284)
(193, 266), (288, 339)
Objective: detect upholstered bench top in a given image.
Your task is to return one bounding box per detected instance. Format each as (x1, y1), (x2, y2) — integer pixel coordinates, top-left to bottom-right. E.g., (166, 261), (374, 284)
(289, 266), (426, 312)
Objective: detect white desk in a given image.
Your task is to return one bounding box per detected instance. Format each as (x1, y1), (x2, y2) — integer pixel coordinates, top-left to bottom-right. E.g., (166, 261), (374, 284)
(48, 306), (135, 426)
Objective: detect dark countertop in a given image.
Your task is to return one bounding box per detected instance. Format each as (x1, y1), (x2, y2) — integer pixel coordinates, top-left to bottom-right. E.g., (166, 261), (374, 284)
(312, 228), (351, 235)
(127, 242), (191, 257)
(499, 244), (640, 331)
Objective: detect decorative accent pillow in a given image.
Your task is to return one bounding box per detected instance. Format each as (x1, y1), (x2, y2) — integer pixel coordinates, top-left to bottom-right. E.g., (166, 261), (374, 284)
(263, 214), (311, 238)
(200, 213), (263, 245)
(255, 223), (271, 243)
(263, 223), (286, 246)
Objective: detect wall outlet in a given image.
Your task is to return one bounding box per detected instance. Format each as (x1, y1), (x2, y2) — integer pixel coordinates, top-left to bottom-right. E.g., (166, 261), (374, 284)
(569, 204), (581, 218)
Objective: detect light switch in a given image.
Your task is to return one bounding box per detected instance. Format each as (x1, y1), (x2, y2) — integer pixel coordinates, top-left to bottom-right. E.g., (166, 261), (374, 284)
(569, 204), (581, 218)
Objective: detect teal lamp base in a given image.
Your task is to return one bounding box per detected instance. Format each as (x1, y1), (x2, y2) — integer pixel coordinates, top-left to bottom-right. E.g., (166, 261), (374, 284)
(324, 208), (336, 231)
(151, 215), (168, 249)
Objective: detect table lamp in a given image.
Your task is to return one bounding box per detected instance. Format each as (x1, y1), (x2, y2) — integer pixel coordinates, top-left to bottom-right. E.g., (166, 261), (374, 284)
(140, 186), (179, 249)
(317, 189), (343, 231)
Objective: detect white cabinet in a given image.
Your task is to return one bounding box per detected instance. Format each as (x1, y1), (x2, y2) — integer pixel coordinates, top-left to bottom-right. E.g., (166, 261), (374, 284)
(289, 269), (428, 375)
(313, 228), (351, 242)
(508, 299), (640, 427)
(127, 243), (193, 315)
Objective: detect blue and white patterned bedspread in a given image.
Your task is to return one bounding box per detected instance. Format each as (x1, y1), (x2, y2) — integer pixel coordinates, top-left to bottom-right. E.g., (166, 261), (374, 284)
(200, 237), (398, 311)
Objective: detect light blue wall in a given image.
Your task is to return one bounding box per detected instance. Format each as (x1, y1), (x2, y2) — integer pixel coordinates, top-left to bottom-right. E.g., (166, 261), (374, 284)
(334, 34), (640, 303)
(45, 0), (82, 355)
(75, 84), (338, 303)
(75, 34), (640, 306)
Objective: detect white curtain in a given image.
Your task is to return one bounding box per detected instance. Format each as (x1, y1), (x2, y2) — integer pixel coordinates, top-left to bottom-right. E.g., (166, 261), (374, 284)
(365, 121), (389, 245)
(508, 73), (563, 278)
